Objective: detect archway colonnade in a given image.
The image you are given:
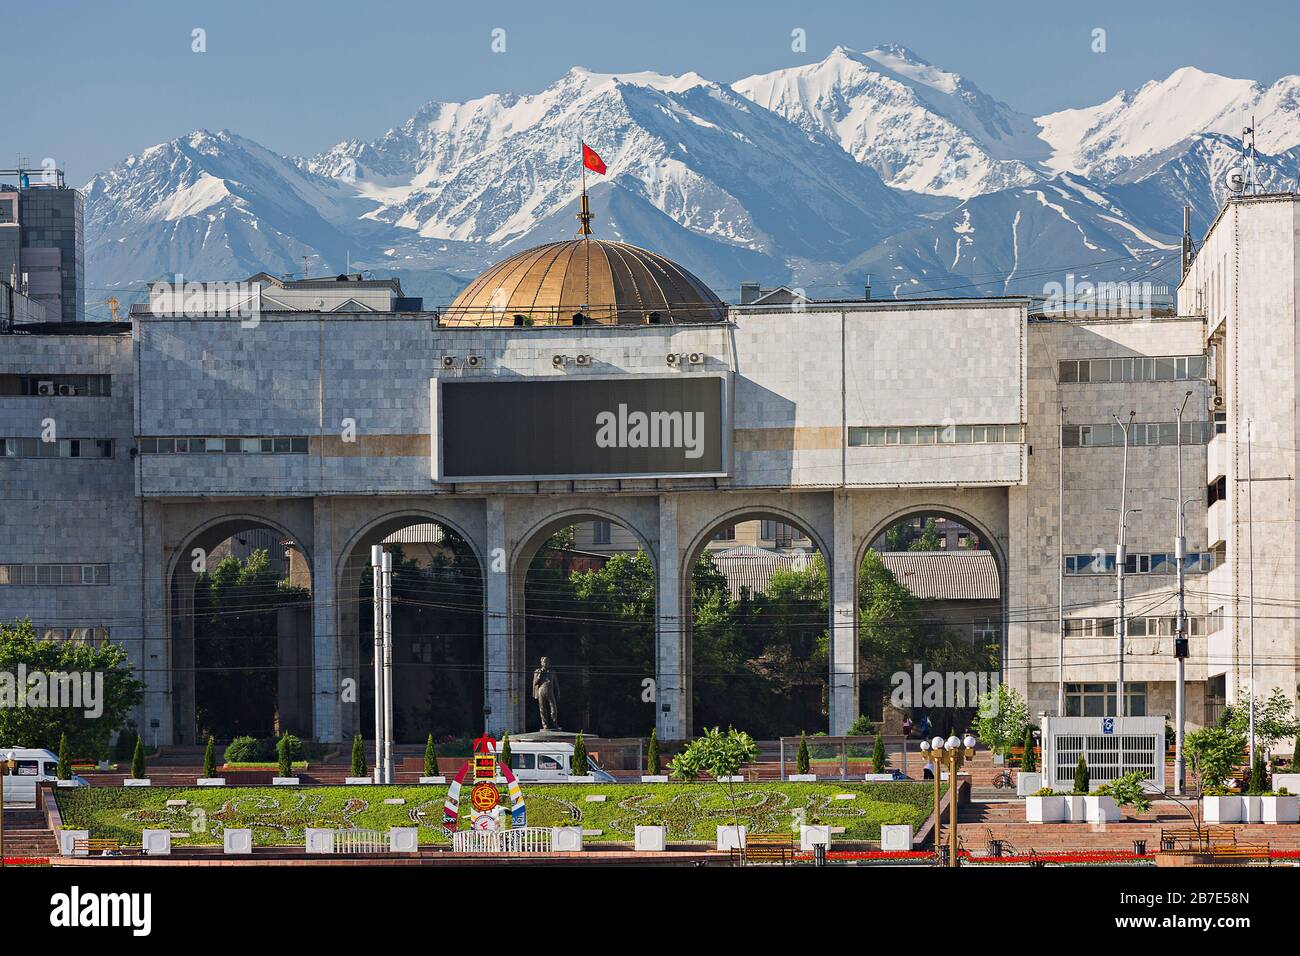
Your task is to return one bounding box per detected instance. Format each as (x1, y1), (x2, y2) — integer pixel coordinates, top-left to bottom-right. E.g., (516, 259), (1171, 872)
(143, 488), (1013, 744)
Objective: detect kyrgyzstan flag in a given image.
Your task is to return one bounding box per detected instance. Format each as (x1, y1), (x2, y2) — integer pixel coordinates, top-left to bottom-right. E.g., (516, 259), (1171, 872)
(582, 142), (607, 175)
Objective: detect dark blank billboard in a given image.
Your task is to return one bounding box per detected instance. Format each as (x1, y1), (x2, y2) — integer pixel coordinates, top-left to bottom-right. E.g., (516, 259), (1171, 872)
(436, 375), (726, 480)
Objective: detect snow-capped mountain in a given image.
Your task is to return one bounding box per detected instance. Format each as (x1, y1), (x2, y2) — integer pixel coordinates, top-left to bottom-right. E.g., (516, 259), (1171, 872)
(734, 45), (1048, 199)
(80, 49), (1300, 302)
(1037, 66), (1300, 180)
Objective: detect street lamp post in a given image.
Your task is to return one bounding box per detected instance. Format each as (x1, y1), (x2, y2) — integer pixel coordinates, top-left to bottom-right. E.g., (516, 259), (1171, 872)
(936, 734), (977, 867)
(1173, 390), (1192, 795)
(920, 739), (941, 851)
(1113, 411), (1136, 715)
(0, 753), (15, 867)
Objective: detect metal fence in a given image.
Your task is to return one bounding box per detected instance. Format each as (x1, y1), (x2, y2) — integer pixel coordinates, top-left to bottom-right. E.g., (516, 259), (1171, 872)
(775, 736), (910, 780)
(335, 829), (388, 854)
(452, 827), (552, 853)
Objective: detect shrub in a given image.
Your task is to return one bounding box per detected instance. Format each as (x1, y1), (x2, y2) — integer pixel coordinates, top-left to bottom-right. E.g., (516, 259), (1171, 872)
(1097, 771), (1152, 813)
(351, 734), (366, 777)
(277, 734), (304, 763)
(1073, 755), (1089, 794)
(871, 734), (888, 774)
(203, 737), (216, 778)
(1247, 750), (1267, 795)
(499, 732), (511, 768)
(131, 736), (146, 780)
(224, 736), (263, 764)
(276, 734), (293, 778)
(796, 732), (810, 775)
(647, 728), (660, 775)
(1186, 726), (1246, 792)
(848, 714), (874, 736)
(56, 733), (71, 780)
(424, 733), (437, 777)
(1020, 729), (1036, 772)
(572, 732), (588, 776)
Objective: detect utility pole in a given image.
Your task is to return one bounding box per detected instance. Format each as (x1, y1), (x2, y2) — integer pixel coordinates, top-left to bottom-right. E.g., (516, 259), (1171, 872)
(382, 551), (395, 784)
(371, 545), (385, 784)
(1173, 391), (1192, 794)
(1058, 404), (1067, 717)
(1113, 410), (1137, 717)
(1246, 418), (1256, 765)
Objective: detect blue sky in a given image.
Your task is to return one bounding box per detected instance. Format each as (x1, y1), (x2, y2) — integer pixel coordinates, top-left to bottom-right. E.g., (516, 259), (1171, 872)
(11, 0), (1300, 182)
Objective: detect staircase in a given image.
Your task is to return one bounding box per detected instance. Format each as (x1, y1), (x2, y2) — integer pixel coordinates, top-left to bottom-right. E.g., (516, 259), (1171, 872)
(2, 808), (58, 859)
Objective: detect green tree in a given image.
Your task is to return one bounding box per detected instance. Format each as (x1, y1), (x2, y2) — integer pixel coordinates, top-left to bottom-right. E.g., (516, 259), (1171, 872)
(1073, 755), (1089, 794)
(871, 734), (888, 774)
(1097, 771), (1152, 814)
(667, 727), (759, 835)
(499, 732), (511, 768)
(646, 728), (660, 775)
(1227, 688), (1300, 754)
(1021, 728), (1037, 772)
(276, 734), (293, 778)
(131, 735), (146, 780)
(975, 684), (1030, 759)
(796, 732), (810, 775)
(572, 732), (588, 776)
(56, 733), (71, 780)
(909, 518), (943, 552)
(203, 736), (216, 778)
(424, 733), (438, 777)
(1186, 726), (1246, 793)
(1247, 750), (1267, 794)
(351, 734), (366, 777)
(0, 618), (145, 760)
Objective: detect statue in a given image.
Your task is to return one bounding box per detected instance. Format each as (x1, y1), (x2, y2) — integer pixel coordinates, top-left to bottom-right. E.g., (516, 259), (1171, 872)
(533, 657), (560, 730)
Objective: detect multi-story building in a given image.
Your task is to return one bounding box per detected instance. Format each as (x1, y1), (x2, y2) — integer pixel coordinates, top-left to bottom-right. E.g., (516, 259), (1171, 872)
(0, 197), (1295, 746)
(0, 170), (85, 323)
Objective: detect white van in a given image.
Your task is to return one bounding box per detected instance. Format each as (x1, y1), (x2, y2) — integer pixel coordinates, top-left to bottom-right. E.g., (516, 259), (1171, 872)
(506, 741), (616, 783)
(0, 748), (88, 786)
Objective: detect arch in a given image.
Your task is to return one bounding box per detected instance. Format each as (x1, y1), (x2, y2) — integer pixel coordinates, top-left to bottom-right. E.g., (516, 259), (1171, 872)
(168, 512), (315, 745)
(334, 508), (486, 744)
(681, 505), (830, 737)
(512, 508), (659, 737)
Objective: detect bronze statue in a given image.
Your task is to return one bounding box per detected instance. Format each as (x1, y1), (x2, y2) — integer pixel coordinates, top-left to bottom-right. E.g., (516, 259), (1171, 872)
(533, 657), (560, 730)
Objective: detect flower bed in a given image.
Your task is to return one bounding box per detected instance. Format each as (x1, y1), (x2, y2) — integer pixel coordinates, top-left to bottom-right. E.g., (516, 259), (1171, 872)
(55, 781), (935, 847)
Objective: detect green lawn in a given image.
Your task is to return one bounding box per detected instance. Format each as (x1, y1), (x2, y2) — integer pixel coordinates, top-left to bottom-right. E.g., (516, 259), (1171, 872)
(55, 781), (937, 846)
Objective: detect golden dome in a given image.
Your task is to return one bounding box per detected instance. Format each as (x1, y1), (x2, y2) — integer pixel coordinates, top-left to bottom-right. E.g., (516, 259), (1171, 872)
(444, 238), (727, 326)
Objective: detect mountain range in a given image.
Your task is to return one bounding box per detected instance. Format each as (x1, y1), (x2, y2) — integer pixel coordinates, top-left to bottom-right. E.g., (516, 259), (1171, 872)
(82, 44), (1300, 307)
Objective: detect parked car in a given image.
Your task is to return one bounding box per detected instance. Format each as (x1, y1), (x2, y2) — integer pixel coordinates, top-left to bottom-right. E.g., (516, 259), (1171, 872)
(506, 741), (616, 783)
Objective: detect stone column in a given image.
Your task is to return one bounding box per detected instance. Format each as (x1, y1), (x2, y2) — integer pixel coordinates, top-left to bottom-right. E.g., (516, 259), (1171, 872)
(140, 501), (173, 744)
(484, 496), (516, 734)
(828, 490), (858, 734)
(311, 498), (341, 742)
(656, 495), (688, 740)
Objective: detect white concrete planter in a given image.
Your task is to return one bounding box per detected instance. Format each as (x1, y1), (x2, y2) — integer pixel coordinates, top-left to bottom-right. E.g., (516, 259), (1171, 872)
(305, 828), (335, 854)
(123, 778), (151, 787)
(1064, 795), (1086, 822)
(880, 824), (913, 850)
(389, 827), (419, 853)
(1272, 773), (1300, 793)
(551, 826), (584, 852)
(567, 775), (595, 783)
(1084, 795), (1120, 823)
(141, 829), (171, 856)
(196, 778), (226, 787)
(639, 774), (669, 783)
(344, 777), (372, 785)
(223, 829), (253, 854)
(634, 825), (667, 851)
(1016, 772), (1042, 797)
(1260, 795), (1299, 823)
(799, 825), (832, 851)
(716, 824), (747, 850)
(272, 777), (299, 786)
(788, 773), (817, 782)
(863, 773), (895, 782)
(1202, 795), (1243, 824)
(59, 829), (89, 857)
(1241, 795), (1263, 824)
(1025, 795), (1066, 823)
(419, 776), (446, 784)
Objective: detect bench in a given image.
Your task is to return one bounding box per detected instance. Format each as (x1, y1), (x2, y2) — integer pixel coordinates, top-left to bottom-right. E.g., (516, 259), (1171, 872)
(1159, 826), (1236, 851)
(1007, 746), (1040, 768)
(730, 832), (796, 865)
(1212, 843), (1270, 864)
(72, 838), (123, 856)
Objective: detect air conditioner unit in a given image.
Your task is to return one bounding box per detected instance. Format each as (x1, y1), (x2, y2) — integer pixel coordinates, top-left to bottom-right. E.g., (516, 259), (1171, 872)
(441, 355), (458, 369)
(57, 384), (77, 396)
(466, 355), (485, 369)
(552, 354), (569, 368)
(665, 353), (681, 367)
(37, 380), (55, 396)
(687, 352), (705, 366)
(574, 354), (593, 367)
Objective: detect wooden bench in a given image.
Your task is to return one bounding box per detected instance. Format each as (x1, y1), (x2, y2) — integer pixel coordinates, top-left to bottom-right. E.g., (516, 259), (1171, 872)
(1159, 826), (1236, 851)
(1212, 843), (1270, 864)
(730, 832), (796, 865)
(72, 838), (123, 856)
(1007, 745), (1040, 768)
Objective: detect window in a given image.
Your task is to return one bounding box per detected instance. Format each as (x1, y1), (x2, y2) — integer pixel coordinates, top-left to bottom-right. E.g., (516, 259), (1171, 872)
(712, 526), (736, 542)
(0, 437), (112, 459)
(1062, 420), (1211, 449)
(591, 520), (611, 546)
(1065, 682), (1147, 717)
(1208, 475), (1227, 506)
(0, 563), (110, 586)
(1060, 356), (1206, 384)
(1065, 552), (1212, 575)
(140, 436), (309, 454)
(0, 374), (112, 397)
(849, 423), (1023, 447)
(761, 521), (796, 548)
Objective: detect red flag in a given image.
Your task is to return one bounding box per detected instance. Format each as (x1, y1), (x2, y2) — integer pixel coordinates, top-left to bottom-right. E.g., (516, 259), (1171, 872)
(582, 143), (606, 175)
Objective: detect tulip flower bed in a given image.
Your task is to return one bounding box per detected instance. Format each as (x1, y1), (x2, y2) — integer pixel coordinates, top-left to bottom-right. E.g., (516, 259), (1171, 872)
(55, 780), (935, 847)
